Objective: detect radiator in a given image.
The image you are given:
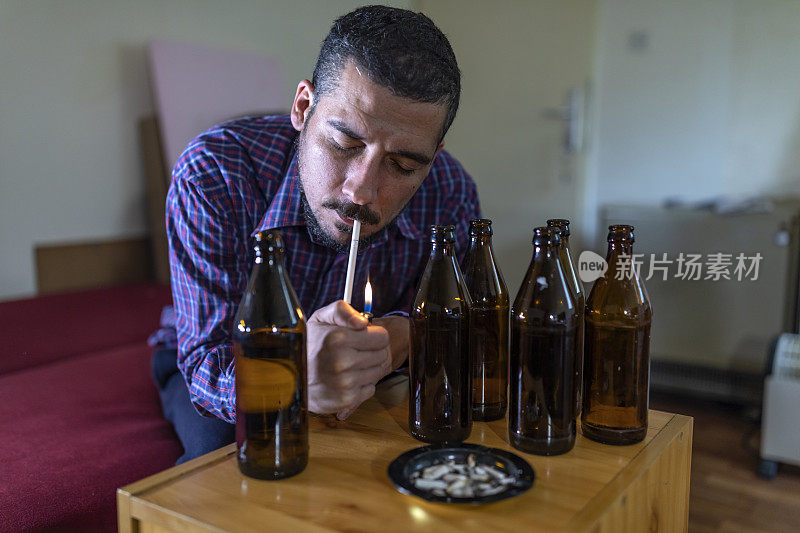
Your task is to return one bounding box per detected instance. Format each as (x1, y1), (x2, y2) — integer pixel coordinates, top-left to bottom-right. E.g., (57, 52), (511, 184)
(599, 201), (800, 405)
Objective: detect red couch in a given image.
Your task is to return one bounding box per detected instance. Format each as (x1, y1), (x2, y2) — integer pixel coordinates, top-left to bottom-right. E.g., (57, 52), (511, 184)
(0, 283), (182, 532)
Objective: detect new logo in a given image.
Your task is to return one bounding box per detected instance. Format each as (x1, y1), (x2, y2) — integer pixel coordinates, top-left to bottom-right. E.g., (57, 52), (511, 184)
(578, 251), (607, 283)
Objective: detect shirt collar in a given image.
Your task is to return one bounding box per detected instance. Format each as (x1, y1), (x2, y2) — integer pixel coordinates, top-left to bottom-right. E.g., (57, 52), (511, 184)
(253, 154), (306, 236)
(395, 207), (425, 240)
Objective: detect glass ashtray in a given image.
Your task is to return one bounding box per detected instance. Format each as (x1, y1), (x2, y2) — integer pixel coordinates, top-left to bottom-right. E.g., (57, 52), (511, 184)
(387, 443), (534, 504)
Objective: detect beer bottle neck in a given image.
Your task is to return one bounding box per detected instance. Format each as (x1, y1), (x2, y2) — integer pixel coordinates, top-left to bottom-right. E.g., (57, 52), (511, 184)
(468, 235), (494, 260)
(533, 242), (560, 262)
(606, 241), (633, 259)
(605, 241), (636, 280)
(469, 234), (492, 246)
(431, 242), (455, 257)
(255, 248), (285, 267)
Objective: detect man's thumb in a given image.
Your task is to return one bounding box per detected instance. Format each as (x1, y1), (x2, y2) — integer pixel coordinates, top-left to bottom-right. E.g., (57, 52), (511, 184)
(310, 300), (367, 329)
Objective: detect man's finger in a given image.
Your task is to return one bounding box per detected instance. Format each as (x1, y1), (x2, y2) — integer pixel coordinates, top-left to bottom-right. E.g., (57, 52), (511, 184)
(351, 325), (390, 351)
(336, 384), (376, 420)
(319, 325), (389, 355)
(310, 300), (368, 330)
(335, 404), (357, 421)
(340, 360), (390, 390)
(348, 347), (392, 373)
(327, 345), (390, 374)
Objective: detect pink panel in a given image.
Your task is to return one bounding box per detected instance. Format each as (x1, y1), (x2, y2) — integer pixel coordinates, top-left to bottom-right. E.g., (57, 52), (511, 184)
(148, 39), (287, 172)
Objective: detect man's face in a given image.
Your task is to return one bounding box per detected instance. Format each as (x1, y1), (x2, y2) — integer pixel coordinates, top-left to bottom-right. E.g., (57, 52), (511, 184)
(292, 61), (447, 251)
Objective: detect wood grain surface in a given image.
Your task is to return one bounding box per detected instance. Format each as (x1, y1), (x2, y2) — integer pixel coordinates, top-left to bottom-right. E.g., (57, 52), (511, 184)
(119, 375), (693, 532)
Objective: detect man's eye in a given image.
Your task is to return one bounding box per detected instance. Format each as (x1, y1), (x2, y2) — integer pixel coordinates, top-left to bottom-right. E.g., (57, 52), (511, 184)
(329, 140), (359, 153)
(390, 159), (415, 176)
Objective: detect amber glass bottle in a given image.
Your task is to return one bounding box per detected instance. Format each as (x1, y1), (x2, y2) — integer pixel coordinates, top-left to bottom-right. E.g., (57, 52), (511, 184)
(461, 219), (509, 421)
(233, 231), (308, 479)
(410, 225), (473, 444)
(582, 225), (652, 445)
(509, 227), (580, 455)
(546, 218), (585, 417)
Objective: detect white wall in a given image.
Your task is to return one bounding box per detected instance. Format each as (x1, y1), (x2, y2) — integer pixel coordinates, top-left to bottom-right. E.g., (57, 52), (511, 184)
(584, 0), (800, 245)
(726, 1), (800, 195)
(420, 0), (597, 293)
(0, 0), (411, 300)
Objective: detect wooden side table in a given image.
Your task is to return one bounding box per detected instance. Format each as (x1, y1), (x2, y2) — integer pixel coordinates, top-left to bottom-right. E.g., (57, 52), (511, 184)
(119, 375), (692, 532)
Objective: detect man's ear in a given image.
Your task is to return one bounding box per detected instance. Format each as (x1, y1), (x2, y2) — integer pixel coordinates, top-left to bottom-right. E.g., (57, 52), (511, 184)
(433, 141), (445, 161)
(290, 80), (315, 132)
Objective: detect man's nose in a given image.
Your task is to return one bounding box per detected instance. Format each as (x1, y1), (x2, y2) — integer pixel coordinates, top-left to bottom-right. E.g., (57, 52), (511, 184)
(341, 155), (380, 205)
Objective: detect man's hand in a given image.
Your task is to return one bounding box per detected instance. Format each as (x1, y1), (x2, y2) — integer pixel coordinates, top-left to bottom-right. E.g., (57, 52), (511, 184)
(307, 300), (392, 417)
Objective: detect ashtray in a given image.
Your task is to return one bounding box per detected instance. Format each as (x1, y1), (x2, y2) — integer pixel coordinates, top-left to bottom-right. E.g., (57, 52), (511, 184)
(387, 442), (534, 504)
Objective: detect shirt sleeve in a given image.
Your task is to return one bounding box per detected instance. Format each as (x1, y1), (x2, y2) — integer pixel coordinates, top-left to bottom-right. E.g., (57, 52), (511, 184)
(166, 145), (249, 423)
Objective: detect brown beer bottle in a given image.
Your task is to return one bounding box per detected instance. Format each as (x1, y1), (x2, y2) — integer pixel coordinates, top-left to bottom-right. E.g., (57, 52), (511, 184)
(461, 219), (509, 421)
(509, 227), (580, 455)
(410, 225), (473, 443)
(233, 231), (308, 479)
(546, 218), (586, 418)
(582, 225), (652, 445)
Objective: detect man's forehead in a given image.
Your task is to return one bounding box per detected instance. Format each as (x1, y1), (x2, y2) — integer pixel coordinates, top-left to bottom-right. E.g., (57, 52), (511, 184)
(314, 62), (446, 149)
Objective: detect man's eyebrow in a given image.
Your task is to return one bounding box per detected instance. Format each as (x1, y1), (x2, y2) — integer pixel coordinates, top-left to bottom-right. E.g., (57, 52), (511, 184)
(328, 120), (365, 141)
(327, 119), (434, 165)
(394, 149), (432, 166)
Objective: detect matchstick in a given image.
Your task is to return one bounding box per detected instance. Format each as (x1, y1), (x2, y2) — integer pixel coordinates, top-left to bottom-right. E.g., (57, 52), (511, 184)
(342, 219), (361, 304)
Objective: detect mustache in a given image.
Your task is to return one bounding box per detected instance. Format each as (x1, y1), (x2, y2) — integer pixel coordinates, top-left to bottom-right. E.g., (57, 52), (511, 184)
(322, 199), (380, 225)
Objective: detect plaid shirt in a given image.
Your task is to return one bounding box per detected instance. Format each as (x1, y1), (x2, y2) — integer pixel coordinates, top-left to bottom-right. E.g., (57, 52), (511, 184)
(167, 115), (481, 422)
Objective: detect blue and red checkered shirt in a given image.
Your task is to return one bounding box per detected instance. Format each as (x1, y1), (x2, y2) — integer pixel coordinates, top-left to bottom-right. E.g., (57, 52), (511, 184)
(166, 115), (481, 422)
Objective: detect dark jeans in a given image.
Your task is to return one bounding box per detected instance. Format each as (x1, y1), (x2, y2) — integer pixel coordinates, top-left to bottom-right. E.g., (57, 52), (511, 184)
(151, 348), (235, 464)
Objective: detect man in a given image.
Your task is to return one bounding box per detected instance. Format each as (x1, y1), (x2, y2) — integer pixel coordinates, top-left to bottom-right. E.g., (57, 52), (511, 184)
(152, 5), (481, 463)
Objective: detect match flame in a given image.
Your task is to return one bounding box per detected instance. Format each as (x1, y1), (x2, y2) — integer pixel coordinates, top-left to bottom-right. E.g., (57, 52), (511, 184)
(364, 277), (373, 314)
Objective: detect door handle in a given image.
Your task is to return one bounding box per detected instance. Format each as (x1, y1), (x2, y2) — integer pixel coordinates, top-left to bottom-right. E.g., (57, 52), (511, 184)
(542, 87), (585, 154)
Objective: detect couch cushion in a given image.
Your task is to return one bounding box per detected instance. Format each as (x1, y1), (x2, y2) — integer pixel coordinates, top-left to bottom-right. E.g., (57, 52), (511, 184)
(0, 283), (172, 376)
(0, 342), (183, 532)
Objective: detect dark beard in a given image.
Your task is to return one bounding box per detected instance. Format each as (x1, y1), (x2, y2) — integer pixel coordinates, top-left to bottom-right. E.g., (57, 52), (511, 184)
(297, 179), (394, 254)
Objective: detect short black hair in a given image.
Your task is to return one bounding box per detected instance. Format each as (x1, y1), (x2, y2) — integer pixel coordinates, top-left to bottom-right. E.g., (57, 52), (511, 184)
(311, 5), (461, 143)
